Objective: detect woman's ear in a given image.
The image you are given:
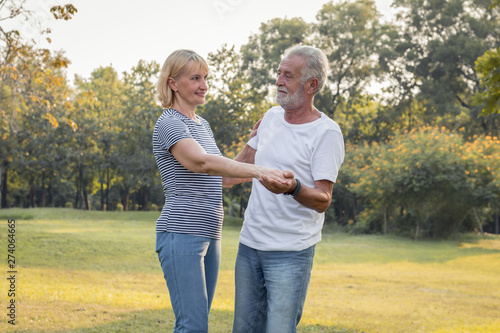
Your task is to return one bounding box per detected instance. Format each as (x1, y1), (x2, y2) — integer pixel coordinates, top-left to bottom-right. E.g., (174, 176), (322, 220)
(168, 77), (177, 92)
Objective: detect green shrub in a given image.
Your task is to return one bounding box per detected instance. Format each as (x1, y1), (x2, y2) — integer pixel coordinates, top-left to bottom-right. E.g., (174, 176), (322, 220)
(338, 126), (500, 238)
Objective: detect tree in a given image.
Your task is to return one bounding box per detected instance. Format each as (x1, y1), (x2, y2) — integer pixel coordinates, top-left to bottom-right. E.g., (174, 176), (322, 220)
(240, 17), (310, 97)
(389, 0), (500, 135)
(8, 48), (75, 207)
(473, 0), (500, 115)
(474, 47), (500, 115)
(312, 0), (395, 118)
(71, 66), (126, 210)
(119, 60), (162, 211)
(0, 0), (76, 208)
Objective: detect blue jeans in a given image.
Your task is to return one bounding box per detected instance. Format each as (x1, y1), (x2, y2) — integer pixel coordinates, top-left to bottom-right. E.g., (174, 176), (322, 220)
(232, 243), (315, 333)
(156, 232), (221, 333)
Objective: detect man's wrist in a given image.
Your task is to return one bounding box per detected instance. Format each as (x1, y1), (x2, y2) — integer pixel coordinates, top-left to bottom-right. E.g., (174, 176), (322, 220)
(284, 179), (301, 196)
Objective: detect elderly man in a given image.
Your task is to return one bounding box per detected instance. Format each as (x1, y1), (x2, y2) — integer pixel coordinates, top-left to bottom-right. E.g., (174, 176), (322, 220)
(231, 45), (345, 333)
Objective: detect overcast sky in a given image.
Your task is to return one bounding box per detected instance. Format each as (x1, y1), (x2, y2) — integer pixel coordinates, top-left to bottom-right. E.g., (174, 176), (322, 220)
(17, 0), (395, 81)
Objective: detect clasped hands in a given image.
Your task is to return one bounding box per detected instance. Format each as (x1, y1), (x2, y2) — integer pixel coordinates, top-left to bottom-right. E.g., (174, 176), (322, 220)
(259, 170), (295, 194)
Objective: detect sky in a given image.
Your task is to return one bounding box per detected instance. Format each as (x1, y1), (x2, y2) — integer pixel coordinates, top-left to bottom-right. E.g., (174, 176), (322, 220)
(17, 0), (395, 82)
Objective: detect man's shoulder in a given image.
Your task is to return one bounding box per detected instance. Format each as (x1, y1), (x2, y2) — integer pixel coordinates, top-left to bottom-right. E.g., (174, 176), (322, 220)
(260, 106), (284, 125)
(266, 106), (284, 116)
(319, 112), (342, 133)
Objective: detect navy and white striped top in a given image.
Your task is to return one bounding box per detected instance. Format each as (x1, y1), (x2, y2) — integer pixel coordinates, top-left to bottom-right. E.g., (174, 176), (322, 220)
(152, 108), (224, 239)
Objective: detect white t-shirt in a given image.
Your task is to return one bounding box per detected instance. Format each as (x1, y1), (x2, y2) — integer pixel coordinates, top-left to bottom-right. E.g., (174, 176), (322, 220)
(239, 106), (345, 251)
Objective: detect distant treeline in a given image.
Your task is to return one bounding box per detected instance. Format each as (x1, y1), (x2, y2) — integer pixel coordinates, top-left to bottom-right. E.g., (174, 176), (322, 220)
(1, 0), (499, 238)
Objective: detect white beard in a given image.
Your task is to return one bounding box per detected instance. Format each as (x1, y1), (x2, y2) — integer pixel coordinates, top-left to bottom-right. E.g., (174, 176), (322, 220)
(275, 85), (305, 110)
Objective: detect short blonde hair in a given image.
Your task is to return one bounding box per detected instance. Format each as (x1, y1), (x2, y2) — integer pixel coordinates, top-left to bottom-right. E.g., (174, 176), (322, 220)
(156, 49), (209, 109)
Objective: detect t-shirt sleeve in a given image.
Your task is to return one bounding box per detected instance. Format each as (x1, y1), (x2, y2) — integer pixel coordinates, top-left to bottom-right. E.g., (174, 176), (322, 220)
(156, 116), (193, 152)
(247, 136), (258, 150)
(247, 110), (274, 150)
(311, 129), (345, 183)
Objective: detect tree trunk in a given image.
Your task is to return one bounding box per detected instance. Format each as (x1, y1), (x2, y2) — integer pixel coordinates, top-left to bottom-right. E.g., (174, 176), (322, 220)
(141, 185), (150, 211)
(48, 182), (55, 207)
(1, 164), (8, 208)
(123, 189), (130, 211)
(472, 208), (484, 235)
(105, 168), (110, 210)
(83, 186), (91, 210)
(100, 177), (105, 211)
(41, 170), (46, 207)
(29, 179), (36, 208)
(383, 207), (387, 235)
(494, 212), (499, 235)
(74, 166), (82, 209)
(239, 196), (245, 218)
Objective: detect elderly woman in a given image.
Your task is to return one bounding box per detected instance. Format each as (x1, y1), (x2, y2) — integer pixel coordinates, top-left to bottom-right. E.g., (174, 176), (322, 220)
(152, 49), (289, 332)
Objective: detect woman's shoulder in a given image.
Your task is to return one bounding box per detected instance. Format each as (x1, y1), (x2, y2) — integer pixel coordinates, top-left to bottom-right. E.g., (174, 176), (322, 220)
(155, 109), (189, 131)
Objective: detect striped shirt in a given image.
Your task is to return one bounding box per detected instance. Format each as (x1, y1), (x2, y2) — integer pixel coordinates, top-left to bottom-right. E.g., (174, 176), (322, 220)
(152, 108), (223, 239)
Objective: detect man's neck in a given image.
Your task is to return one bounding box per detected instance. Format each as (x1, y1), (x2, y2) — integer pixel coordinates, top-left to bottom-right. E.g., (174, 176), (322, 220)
(283, 104), (321, 124)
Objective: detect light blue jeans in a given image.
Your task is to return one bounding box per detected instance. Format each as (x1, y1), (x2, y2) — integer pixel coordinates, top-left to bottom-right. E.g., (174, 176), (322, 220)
(232, 243), (315, 333)
(156, 232), (221, 333)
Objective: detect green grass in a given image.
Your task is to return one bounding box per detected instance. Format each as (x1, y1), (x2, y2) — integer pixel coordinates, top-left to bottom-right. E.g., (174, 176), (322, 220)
(1, 208), (499, 332)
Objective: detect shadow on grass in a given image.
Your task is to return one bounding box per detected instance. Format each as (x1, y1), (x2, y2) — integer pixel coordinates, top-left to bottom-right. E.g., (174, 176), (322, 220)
(49, 308), (355, 333)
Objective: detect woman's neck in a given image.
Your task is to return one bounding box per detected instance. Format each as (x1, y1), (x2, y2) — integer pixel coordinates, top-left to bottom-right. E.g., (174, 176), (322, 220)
(172, 102), (198, 122)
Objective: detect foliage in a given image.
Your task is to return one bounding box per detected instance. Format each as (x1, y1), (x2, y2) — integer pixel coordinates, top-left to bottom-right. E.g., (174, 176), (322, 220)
(240, 17), (310, 96)
(337, 126), (500, 238)
(473, 47), (500, 115)
(313, 0), (395, 117)
(0, 0), (77, 208)
(388, 0), (500, 136)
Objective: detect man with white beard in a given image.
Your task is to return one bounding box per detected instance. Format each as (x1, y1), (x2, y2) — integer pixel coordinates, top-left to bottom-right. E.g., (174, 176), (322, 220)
(229, 45), (345, 333)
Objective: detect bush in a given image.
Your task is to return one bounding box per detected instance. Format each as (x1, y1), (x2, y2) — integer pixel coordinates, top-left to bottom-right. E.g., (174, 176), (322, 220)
(336, 127), (500, 239)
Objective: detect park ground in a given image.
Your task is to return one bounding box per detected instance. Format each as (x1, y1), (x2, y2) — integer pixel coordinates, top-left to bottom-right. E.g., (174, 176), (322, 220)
(1, 208), (499, 332)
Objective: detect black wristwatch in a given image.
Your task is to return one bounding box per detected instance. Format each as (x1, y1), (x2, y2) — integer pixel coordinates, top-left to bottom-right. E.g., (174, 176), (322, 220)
(284, 179), (301, 197)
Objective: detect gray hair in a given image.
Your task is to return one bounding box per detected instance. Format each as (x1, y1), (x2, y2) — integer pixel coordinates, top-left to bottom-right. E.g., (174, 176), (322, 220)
(283, 45), (329, 95)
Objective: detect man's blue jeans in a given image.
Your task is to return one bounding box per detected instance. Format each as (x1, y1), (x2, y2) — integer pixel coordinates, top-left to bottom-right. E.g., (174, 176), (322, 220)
(232, 243), (315, 333)
(156, 232), (221, 333)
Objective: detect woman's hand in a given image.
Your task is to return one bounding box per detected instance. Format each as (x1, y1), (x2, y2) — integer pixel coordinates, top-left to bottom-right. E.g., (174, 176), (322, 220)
(259, 170), (294, 194)
(249, 117), (263, 140)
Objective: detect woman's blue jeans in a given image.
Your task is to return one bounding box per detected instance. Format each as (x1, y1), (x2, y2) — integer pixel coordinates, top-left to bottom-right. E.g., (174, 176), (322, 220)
(232, 243), (315, 333)
(156, 232), (221, 333)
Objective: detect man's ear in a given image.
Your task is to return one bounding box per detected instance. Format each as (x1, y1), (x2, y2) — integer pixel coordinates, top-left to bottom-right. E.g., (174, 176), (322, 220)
(307, 78), (319, 95)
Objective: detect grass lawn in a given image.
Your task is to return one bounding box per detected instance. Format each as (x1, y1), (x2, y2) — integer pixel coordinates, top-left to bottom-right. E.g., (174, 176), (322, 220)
(1, 208), (499, 332)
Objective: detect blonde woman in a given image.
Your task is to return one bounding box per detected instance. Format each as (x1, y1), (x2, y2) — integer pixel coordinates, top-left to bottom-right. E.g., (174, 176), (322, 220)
(153, 49), (290, 332)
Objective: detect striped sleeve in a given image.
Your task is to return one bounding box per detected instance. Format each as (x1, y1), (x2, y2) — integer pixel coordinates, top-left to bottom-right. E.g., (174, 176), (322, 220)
(156, 116), (193, 152)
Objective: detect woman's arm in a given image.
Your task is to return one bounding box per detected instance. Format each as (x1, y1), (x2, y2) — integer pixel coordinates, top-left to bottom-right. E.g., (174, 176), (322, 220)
(170, 138), (289, 185)
(221, 144), (257, 187)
